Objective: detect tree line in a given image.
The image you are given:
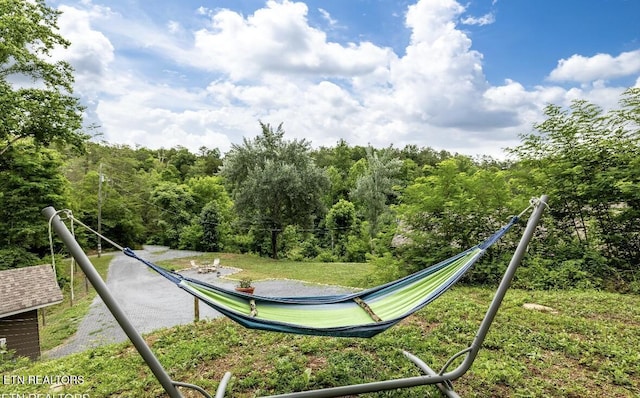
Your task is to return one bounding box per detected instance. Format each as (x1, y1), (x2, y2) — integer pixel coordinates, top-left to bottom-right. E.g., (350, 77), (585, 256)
(1, 0), (638, 292)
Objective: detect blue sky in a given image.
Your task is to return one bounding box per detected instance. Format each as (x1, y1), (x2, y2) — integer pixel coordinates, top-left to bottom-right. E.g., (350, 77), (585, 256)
(49, 0), (640, 158)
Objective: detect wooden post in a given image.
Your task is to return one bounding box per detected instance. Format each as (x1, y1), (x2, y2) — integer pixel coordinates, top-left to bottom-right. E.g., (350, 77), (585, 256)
(194, 296), (200, 322)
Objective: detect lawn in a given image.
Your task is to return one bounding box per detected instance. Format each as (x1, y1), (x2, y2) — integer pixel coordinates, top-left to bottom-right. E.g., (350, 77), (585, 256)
(158, 252), (376, 288)
(2, 252), (638, 397)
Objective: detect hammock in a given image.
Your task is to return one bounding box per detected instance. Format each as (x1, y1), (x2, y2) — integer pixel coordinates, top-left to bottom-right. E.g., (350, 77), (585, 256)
(43, 196), (548, 398)
(123, 216), (520, 338)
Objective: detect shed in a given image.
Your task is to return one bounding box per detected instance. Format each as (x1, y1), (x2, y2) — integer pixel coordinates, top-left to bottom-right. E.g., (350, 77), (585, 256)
(0, 265), (63, 360)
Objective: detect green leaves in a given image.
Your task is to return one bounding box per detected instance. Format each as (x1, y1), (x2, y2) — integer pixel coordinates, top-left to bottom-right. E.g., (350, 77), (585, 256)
(510, 88), (640, 276)
(349, 147), (403, 236)
(0, 0), (85, 155)
(0, 142), (69, 253)
(221, 122), (329, 258)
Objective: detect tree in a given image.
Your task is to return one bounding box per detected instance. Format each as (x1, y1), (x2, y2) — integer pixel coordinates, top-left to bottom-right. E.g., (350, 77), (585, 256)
(0, 142), (69, 258)
(199, 201), (224, 252)
(71, 169), (144, 250)
(186, 175), (232, 214)
(148, 182), (195, 246)
(221, 122), (329, 258)
(510, 88), (640, 279)
(398, 156), (525, 281)
(325, 199), (357, 258)
(165, 146), (196, 181)
(349, 147), (403, 236)
(189, 146), (223, 177)
(0, 0), (85, 155)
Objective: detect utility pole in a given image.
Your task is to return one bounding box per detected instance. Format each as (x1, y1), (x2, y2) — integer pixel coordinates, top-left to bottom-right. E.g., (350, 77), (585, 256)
(97, 163), (103, 257)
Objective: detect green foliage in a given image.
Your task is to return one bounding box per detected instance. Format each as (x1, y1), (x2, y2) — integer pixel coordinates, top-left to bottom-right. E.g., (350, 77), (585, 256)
(199, 201), (224, 252)
(396, 155), (526, 281)
(314, 250), (338, 263)
(148, 181), (196, 246)
(314, 139), (359, 205)
(514, 247), (607, 290)
(178, 222), (204, 251)
(510, 87), (640, 282)
(325, 199), (357, 259)
(189, 146), (223, 177)
(0, 0), (85, 155)
(280, 225), (304, 261)
(221, 122), (329, 258)
(186, 175), (232, 213)
(0, 247), (39, 270)
(0, 143), (69, 256)
(344, 229), (370, 262)
(360, 252), (404, 286)
(349, 147), (403, 236)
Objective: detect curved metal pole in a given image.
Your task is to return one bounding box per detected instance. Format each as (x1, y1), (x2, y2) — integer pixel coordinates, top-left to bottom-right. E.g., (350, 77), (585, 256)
(43, 194), (548, 398)
(214, 372), (233, 398)
(443, 194), (549, 380)
(264, 195), (549, 398)
(43, 207), (185, 398)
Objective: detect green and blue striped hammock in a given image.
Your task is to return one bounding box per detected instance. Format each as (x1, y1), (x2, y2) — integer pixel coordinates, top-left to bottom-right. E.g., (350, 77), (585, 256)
(123, 216), (520, 338)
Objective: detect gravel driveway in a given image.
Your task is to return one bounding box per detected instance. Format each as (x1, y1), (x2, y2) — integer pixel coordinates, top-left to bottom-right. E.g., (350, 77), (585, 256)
(45, 246), (354, 358)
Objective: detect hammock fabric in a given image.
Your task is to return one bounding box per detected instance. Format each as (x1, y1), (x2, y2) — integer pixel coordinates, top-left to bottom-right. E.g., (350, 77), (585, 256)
(124, 216), (520, 338)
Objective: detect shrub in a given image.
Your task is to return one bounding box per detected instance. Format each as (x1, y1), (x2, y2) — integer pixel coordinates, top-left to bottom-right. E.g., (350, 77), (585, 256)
(0, 247), (40, 270)
(315, 250), (337, 263)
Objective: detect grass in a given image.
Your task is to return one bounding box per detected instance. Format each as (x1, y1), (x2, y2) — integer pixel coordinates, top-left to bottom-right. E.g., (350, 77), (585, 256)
(3, 252), (639, 397)
(39, 254), (113, 352)
(159, 252), (376, 288)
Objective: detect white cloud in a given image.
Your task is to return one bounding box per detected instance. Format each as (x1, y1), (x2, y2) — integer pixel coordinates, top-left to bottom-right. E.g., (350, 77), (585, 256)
(52, 0), (635, 159)
(188, 1), (393, 80)
(460, 12), (495, 26)
(53, 5), (114, 92)
(318, 8), (338, 27)
(548, 50), (640, 83)
(167, 20), (181, 34)
(388, 0), (517, 133)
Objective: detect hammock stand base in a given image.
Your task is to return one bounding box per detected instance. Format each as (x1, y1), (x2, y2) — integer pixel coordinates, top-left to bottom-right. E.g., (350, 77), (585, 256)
(42, 194), (547, 398)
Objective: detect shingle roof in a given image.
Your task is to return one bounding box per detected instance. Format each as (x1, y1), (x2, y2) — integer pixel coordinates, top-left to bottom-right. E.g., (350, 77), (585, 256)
(0, 265), (64, 318)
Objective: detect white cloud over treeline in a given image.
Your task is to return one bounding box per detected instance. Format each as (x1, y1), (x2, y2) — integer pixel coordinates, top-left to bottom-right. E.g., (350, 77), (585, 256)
(53, 0), (640, 157)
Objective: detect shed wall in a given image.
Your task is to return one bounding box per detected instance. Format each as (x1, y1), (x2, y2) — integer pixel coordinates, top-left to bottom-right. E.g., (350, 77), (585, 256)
(0, 309), (40, 360)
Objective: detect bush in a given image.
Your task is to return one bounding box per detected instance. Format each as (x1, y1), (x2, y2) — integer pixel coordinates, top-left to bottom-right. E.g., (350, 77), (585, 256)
(344, 234), (369, 262)
(200, 201), (224, 252)
(299, 237), (320, 259)
(178, 223), (204, 251)
(0, 247), (40, 270)
(227, 231), (255, 254)
(315, 250), (337, 263)
(514, 251), (607, 290)
(358, 252), (403, 286)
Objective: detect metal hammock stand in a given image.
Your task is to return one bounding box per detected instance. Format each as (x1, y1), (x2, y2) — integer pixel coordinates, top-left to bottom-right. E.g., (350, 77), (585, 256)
(42, 194), (548, 398)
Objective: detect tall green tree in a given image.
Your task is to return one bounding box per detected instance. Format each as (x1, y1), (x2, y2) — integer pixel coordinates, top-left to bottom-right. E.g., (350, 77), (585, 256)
(325, 199), (357, 258)
(148, 182), (195, 246)
(0, 0), (85, 155)
(350, 147), (403, 236)
(0, 143), (69, 260)
(188, 146), (223, 177)
(510, 88), (640, 279)
(221, 122), (329, 258)
(398, 156), (525, 281)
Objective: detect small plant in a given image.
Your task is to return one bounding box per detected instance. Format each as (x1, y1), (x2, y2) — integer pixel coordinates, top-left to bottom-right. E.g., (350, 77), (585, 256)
(238, 277), (253, 288)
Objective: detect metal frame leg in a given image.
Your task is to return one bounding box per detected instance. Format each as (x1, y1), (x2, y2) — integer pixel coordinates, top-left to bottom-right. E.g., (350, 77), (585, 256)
(43, 194), (548, 398)
(43, 207), (187, 398)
